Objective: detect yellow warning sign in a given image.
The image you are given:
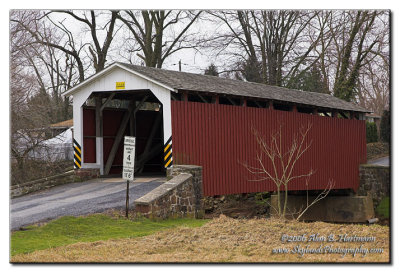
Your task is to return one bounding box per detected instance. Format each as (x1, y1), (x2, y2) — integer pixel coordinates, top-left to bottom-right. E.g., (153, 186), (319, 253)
(116, 82), (125, 90)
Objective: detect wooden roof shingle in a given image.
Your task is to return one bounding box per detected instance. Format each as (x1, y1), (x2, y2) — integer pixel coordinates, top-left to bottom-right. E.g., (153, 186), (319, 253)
(118, 63), (368, 113)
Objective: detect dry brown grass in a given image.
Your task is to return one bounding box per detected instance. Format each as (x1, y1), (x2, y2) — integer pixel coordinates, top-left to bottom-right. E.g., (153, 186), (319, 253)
(11, 215), (389, 263)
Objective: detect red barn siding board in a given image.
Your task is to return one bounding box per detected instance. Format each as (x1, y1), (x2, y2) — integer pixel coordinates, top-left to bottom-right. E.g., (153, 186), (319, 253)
(102, 109), (126, 174)
(82, 108), (96, 163)
(83, 108), (96, 136)
(184, 102), (188, 163)
(219, 105), (225, 194)
(171, 101), (367, 196)
(233, 106), (238, 192)
(225, 106), (230, 192)
(83, 138), (96, 163)
(103, 109), (124, 136)
(228, 106), (234, 193)
(208, 104), (215, 195)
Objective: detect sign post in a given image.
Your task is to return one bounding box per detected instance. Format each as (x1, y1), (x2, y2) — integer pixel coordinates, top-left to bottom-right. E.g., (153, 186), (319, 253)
(123, 136), (135, 218)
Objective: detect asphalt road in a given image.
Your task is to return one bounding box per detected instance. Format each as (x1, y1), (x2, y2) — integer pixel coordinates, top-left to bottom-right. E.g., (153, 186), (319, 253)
(368, 156), (390, 166)
(10, 178), (164, 231)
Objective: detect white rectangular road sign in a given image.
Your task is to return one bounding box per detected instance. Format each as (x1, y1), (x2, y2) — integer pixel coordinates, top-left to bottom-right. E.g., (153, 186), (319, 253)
(122, 167), (134, 180)
(122, 136), (135, 181)
(124, 136), (136, 145)
(123, 145), (135, 168)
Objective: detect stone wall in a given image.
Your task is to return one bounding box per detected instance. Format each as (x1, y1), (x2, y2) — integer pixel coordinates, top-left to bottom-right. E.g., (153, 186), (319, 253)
(167, 165), (203, 213)
(270, 194), (374, 223)
(358, 164), (390, 209)
(11, 168), (100, 198)
(134, 165), (204, 219)
(74, 168), (100, 181)
(11, 170), (76, 198)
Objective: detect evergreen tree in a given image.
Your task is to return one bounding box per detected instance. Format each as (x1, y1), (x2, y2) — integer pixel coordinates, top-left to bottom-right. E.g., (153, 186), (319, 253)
(288, 65), (325, 93)
(380, 110), (390, 143)
(235, 57), (263, 83)
(366, 122), (378, 143)
(204, 63), (219, 76)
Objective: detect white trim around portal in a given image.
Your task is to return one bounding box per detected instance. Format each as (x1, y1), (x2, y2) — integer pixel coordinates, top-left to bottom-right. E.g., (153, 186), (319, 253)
(63, 63), (176, 97)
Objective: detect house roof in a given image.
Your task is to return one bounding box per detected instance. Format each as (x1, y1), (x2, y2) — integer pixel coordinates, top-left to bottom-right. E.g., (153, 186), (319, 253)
(64, 62), (369, 113)
(50, 119), (73, 128)
(117, 63), (369, 113)
(365, 113), (381, 118)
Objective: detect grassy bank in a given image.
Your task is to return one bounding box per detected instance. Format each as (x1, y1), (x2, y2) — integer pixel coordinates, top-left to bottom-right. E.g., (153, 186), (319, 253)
(12, 215), (389, 263)
(11, 214), (208, 256)
(376, 197), (390, 218)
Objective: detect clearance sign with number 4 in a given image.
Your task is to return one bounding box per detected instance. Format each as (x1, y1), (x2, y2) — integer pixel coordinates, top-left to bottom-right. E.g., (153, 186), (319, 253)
(122, 136), (135, 181)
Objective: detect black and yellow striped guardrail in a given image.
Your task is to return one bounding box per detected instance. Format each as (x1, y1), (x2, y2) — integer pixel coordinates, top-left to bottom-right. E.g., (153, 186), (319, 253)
(73, 139), (82, 169)
(164, 136), (173, 168)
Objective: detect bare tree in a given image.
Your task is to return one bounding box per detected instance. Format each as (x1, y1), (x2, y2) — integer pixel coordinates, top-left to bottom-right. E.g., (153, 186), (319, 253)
(50, 10), (120, 73)
(205, 10), (322, 86)
(331, 11), (384, 101)
(243, 123), (333, 220)
(204, 10), (389, 110)
(357, 58), (389, 116)
(10, 11), (47, 131)
(11, 10), (87, 83)
(11, 10), (121, 83)
(304, 10), (389, 102)
(11, 11), (75, 121)
(117, 10), (202, 68)
(355, 12), (390, 114)
(10, 21), (47, 175)
(10, 10), (73, 183)
(299, 10), (389, 106)
(32, 43), (75, 121)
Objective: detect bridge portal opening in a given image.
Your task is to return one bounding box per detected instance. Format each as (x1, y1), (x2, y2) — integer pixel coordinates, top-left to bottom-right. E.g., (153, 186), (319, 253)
(82, 90), (165, 177)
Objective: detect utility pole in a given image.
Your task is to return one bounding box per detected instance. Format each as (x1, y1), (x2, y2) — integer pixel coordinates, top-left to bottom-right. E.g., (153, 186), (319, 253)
(172, 60), (186, 71)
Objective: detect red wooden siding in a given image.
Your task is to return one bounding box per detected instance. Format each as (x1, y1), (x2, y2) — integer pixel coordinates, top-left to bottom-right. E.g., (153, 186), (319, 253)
(171, 101), (367, 196)
(82, 108), (96, 163)
(82, 108), (128, 173)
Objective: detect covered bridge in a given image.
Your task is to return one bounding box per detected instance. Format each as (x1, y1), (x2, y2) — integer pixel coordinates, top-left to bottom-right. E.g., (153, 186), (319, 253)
(64, 62), (369, 196)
